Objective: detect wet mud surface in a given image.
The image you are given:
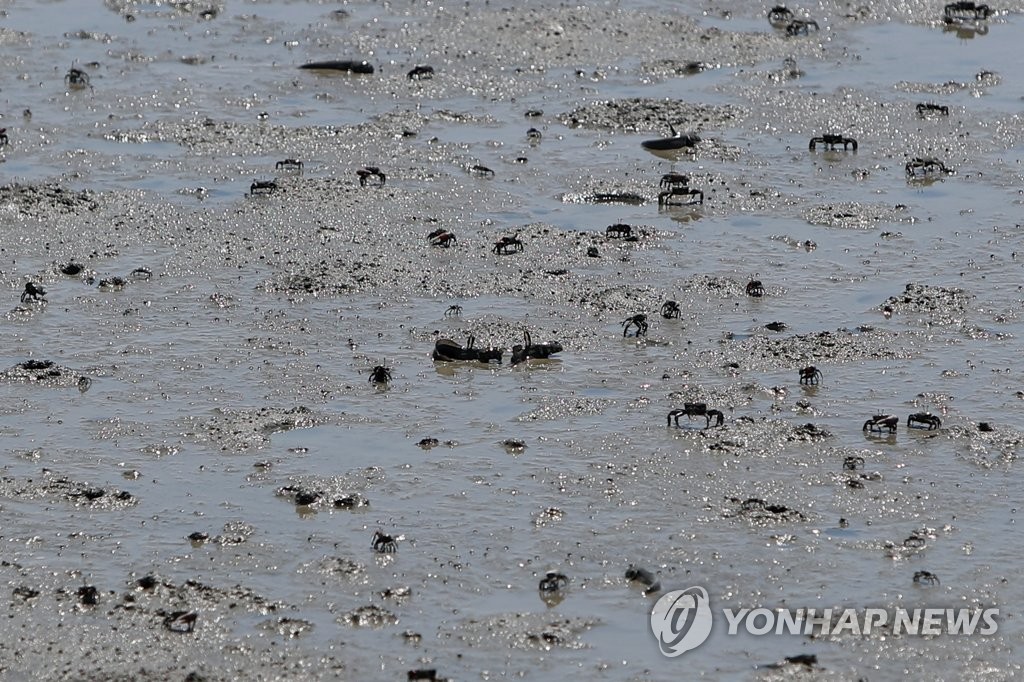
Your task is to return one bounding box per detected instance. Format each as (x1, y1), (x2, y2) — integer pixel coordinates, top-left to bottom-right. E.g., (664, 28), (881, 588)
(1, 0), (1024, 680)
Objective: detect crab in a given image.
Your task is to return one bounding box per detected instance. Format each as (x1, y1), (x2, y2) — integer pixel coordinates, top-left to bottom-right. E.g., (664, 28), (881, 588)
(469, 164), (494, 177)
(98, 276), (127, 291)
(786, 18), (819, 35)
(906, 157), (953, 178)
(493, 233), (524, 255)
(605, 223), (632, 239)
(660, 300), (681, 319)
(526, 128), (542, 142)
(907, 412), (942, 430)
(660, 172), (690, 190)
(427, 228), (457, 247)
(767, 5), (794, 27)
(20, 281), (47, 303)
(943, 1), (993, 22)
(798, 366), (823, 385)
(843, 455), (865, 471)
(809, 134), (858, 152)
(65, 67), (91, 90)
(250, 179), (277, 196)
(444, 304), (463, 317)
(510, 330), (563, 365)
(371, 530), (398, 554)
(913, 570), (940, 586)
(668, 403), (724, 428)
(275, 158), (303, 172)
(357, 166), (386, 187)
(746, 280), (765, 297)
(622, 314), (648, 337)
(369, 364), (392, 385)
(658, 186), (704, 206)
(916, 102), (949, 118)
(407, 65), (434, 80)
(903, 533), (927, 549)
(863, 414), (899, 434)
(76, 585), (99, 606)
(0, 128), (7, 147)
(538, 571), (569, 593)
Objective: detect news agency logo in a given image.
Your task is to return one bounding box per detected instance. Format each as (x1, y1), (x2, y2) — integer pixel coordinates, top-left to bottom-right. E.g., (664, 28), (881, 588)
(651, 586), (999, 656)
(649, 587), (714, 656)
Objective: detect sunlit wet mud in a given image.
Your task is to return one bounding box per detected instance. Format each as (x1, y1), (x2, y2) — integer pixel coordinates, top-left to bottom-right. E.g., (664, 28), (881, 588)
(0, 1), (1022, 680)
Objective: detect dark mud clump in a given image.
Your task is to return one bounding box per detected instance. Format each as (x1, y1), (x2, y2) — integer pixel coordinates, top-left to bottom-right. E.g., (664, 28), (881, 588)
(451, 613), (599, 650)
(880, 282), (974, 324)
(0, 472), (136, 510)
(0, 183), (99, 217)
(301, 556), (368, 585)
(709, 328), (919, 371)
(725, 496), (808, 523)
(802, 202), (910, 229)
(339, 604), (398, 628)
(561, 98), (745, 132)
(188, 406), (324, 452)
(1, 360), (88, 389)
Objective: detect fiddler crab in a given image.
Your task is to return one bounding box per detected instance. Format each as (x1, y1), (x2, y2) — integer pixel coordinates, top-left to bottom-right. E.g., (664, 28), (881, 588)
(907, 412), (941, 430)
(913, 570), (940, 586)
(843, 455), (865, 471)
(357, 166), (386, 187)
(863, 414), (899, 434)
(275, 159), (303, 173)
(444, 304), (463, 317)
(658, 172), (704, 205)
(660, 300), (681, 319)
(767, 6), (794, 27)
(407, 65), (434, 80)
(368, 364), (392, 385)
(785, 18), (819, 35)
(427, 228), (457, 247)
(799, 366), (823, 385)
(250, 179), (277, 196)
(660, 172), (689, 189)
(20, 281), (47, 303)
(668, 402), (725, 428)
(809, 134), (857, 152)
(372, 530), (398, 553)
(916, 103), (949, 118)
(493, 232), (524, 255)
(538, 571), (569, 593)
(622, 314), (648, 337)
(605, 223), (633, 239)
(65, 67), (91, 90)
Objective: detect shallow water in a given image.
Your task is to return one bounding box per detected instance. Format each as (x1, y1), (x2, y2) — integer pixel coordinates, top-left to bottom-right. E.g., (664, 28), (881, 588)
(1, 1), (1023, 680)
